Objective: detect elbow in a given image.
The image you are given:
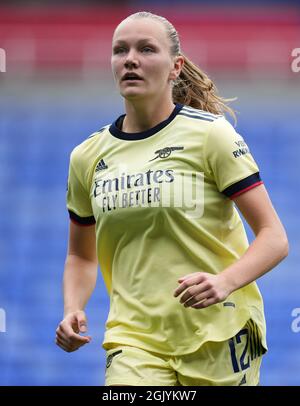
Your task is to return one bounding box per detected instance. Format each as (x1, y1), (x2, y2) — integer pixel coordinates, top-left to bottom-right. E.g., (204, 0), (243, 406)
(272, 223), (289, 260)
(276, 227), (289, 260)
(266, 226), (289, 261)
(281, 235), (289, 259)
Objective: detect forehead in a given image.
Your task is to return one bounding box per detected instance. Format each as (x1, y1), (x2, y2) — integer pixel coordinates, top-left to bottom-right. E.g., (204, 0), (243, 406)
(113, 18), (168, 46)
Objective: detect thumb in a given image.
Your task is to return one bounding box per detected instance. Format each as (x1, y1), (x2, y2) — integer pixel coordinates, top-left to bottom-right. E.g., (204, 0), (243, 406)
(76, 311), (88, 333)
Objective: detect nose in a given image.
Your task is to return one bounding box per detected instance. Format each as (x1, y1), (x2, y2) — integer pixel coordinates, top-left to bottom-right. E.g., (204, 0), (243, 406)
(124, 49), (139, 69)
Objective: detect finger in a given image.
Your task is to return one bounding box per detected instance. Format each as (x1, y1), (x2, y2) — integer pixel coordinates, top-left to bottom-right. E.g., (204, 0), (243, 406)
(185, 297), (206, 308)
(76, 311), (88, 333)
(180, 282), (212, 304)
(59, 320), (90, 342)
(56, 329), (87, 344)
(179, 285), (201, 304)
(174, 279), (196, 297)
(56, 337), (72, 352)
(178, 272), (197, 282)
(192, 297), (217, 309)
(60, 320), (91, 343)
(69, 332), (91, 344)
(56, 330), (69, 342)
(56, 335), (89, 352)
(183, 289), (213, 307)
(56, 336), (71, 348)
(178, 272), (207, 283)
(58, 321), (77, 337)
(174, 276), (204, 297)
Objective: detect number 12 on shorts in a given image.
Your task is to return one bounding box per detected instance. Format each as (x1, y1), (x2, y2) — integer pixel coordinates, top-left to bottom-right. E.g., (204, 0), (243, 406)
(228, 328), (250, 373)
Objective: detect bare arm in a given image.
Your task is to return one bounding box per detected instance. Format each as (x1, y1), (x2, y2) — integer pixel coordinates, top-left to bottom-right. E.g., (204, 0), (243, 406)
(174, 184), (289, 308)
(63, 221), (98, 316)
(56, 221), (98, 352)
(219, 184), (288, 291)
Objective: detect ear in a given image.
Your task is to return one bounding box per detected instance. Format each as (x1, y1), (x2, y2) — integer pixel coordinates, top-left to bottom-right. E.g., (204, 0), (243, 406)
(169, 55), (184, 81)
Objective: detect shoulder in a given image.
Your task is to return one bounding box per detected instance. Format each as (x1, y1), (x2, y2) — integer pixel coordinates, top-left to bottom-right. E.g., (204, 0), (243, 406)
(178, 105), (223, 123)
(177, 105), (236, 142)
(87, 124), (109, 140)
(70, 124), (110, 164)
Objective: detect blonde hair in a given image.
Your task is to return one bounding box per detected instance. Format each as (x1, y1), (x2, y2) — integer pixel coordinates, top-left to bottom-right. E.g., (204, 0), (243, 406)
(124, 11), (236, 122)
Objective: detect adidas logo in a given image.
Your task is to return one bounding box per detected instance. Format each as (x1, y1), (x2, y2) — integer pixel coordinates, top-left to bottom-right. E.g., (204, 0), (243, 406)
(95, 159), (108, 172)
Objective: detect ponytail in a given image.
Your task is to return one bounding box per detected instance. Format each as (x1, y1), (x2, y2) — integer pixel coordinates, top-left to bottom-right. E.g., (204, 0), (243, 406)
(173, 54), (236, 122)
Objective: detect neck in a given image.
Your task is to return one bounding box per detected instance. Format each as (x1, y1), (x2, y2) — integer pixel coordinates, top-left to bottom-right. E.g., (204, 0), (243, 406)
(122, 97), (176, 133)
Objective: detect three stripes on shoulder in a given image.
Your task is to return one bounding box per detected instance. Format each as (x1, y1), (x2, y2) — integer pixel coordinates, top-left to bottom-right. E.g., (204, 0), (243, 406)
(179, 106), (222, 122)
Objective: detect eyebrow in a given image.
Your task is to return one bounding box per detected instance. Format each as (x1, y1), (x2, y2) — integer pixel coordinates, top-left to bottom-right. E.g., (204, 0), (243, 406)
(113, 38), (157, 47)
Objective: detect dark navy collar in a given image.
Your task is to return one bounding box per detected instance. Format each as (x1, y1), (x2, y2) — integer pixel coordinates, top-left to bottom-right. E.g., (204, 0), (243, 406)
(109, 103), (183, 141)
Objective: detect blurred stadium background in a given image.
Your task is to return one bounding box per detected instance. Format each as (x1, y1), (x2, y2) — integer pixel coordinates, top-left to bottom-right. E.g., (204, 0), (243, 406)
(0, 0), (299, 386)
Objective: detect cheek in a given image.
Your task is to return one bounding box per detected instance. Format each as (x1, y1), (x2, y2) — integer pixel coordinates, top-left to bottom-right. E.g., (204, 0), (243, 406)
(111, 58), (121, 77)
(145, 60), (162, 76)
(151, 63), (171, 84)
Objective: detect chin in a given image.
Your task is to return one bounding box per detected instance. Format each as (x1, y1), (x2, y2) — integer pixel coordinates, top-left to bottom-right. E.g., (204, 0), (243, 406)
(121, 90), (146, 101)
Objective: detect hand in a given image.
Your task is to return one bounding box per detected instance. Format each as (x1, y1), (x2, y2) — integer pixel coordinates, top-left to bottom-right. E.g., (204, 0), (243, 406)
(56, 310), (91, 352)
(173, 272), (231, 309)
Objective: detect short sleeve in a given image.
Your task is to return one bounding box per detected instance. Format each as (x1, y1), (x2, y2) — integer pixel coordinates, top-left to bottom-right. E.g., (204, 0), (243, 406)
(203, 117), (263, 199)
(66, 148), (95, 225)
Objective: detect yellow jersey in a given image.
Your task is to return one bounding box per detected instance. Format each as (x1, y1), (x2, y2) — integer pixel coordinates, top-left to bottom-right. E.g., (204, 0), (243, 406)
(66, 104), (267, 355)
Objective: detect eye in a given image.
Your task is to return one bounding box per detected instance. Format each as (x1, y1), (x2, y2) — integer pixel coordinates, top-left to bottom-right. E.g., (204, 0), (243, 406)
(113, 47), (127, 55)
(141, 46), (154, 53)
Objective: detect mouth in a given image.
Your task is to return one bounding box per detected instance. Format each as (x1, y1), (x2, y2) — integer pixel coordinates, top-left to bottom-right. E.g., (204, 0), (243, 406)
(121, 72), (144, 82)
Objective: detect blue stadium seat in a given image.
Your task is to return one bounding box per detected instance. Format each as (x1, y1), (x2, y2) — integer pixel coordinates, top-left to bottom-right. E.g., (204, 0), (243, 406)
(0, 98), (299, 386)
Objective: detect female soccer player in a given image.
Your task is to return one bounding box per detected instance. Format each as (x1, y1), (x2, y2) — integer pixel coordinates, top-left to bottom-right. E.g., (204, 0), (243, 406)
(56, 12), (288, 386)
